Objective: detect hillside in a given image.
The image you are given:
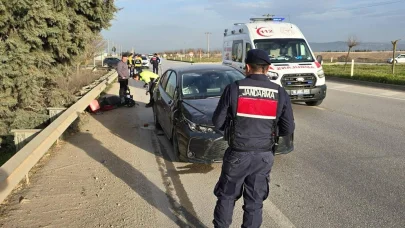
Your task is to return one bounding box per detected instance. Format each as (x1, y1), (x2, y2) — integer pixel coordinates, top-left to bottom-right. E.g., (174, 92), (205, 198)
(309, 41), (405, 52)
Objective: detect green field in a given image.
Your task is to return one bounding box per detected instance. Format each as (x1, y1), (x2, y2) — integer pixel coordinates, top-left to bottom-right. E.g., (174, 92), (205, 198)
(165, 58), (405, 86)
(323, 64), (405, 85)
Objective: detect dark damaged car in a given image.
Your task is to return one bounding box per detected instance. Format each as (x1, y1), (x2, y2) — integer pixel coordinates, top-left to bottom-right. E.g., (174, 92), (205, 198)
(153, 64), (294, 163)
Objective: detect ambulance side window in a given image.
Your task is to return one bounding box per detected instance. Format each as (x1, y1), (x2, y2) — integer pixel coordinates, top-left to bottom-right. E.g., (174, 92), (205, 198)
(232, 40), (243, 63)
(246, 42), (252, 57)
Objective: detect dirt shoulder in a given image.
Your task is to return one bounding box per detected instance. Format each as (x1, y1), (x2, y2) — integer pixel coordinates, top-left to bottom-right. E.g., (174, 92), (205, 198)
(0, 80), (182, 228)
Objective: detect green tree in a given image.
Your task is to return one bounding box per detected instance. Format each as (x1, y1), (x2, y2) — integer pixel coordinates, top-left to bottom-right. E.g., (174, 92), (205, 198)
(0, 0), (117, 148)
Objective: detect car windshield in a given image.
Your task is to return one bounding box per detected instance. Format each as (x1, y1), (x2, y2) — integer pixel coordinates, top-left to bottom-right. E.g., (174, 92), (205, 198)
(142, 57), (147, 60)
(254, 38), (314, 63)
(181, 69), (245, 99)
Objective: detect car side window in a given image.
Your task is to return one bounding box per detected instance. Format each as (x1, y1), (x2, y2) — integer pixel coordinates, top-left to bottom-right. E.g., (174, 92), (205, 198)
(165, 71), (177, 99)
(160, 71), (170, 89)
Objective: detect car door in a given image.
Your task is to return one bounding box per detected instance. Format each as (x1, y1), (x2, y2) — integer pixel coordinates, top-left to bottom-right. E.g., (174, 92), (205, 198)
(160, 71), (178, 137)
(155, 70), (170, 124)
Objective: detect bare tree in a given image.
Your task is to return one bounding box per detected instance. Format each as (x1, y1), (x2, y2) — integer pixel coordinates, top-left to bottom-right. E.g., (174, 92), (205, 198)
(75, 34), (106, 74)
(391, 39), (401, 74)
(344, 35), (359, 70)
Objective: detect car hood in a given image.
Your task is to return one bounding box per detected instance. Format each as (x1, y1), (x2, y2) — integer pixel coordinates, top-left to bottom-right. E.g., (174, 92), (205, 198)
(181, 98), (220, 126)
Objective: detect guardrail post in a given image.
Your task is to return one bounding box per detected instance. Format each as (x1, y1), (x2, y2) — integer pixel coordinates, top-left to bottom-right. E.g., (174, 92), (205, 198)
(351, 59), (354, 77)
(10, 129), (42, 152)
(47, 107), (67, 143)
(47, 107), (67, 123)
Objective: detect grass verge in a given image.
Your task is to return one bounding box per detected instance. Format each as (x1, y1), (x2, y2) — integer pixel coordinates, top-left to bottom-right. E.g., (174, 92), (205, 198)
(0, 68), (110, 166)
(323, 64), (405, 85)
(168, 58), (405, 85)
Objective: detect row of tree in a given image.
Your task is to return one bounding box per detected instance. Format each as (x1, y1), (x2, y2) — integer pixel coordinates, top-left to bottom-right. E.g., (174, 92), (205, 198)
(0, 1), (117, 150)
(161, 48), (222, 56)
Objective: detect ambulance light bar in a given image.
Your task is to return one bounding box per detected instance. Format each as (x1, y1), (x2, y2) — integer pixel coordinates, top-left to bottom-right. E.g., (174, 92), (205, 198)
(272, 17), (285, 21)
(250, 17), (285, 22)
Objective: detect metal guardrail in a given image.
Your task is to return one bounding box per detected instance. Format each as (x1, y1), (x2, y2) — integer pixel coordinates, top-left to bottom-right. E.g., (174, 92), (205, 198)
(0, 70), (118, 204)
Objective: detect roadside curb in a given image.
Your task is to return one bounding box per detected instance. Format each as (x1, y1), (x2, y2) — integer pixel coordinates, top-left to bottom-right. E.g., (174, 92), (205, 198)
(326, 76), (405, 91)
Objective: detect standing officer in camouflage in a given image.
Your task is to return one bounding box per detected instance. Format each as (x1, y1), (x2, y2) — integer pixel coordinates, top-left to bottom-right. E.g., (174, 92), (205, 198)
(212, 49), (295, 228)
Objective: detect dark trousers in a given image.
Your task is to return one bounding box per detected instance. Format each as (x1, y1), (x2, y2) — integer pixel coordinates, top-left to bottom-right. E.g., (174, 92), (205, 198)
(129, 66), (134, 77)
(119, 79), (128, 98)
(213, 148), (274, 228)
(135, 67), (142, 75)
(152, 64), (158, 74)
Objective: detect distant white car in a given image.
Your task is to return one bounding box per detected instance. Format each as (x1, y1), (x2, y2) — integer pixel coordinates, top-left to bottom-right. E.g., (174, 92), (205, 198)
(141, 55), (150, 68)
(388, 54), (405, 63)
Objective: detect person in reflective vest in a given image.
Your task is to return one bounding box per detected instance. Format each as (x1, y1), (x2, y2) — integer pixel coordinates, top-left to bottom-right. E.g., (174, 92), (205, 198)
(134, 54), (143, 76)
(212, 49), (295, 228)
(136, 70), (159, 108)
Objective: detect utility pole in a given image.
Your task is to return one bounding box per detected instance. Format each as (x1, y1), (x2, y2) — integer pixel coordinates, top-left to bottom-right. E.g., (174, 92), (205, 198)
(107, 39), (110, 55)
(205, 32), (211, 58)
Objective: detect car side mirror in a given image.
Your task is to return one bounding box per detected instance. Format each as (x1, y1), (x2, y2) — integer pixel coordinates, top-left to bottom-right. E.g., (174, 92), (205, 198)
(316, 55), (323, 64)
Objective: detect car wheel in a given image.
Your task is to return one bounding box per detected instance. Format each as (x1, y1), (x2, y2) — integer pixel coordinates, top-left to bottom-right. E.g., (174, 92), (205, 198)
(305, 100), (323, 106)
(172, 130), (186, 162)
(153, 105), (162, 130)
(395, 60), (398, 63)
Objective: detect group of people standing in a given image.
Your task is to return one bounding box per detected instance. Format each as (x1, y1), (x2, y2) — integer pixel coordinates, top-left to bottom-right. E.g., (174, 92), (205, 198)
(116, 53), (160, 107)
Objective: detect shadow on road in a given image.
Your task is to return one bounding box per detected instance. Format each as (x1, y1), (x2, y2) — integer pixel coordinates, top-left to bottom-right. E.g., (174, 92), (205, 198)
(71, 132), (206, 227)
(80, 80), (209, 227)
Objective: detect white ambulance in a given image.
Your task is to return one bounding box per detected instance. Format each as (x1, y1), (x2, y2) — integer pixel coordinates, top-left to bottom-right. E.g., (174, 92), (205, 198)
(223, 16), (326, 106)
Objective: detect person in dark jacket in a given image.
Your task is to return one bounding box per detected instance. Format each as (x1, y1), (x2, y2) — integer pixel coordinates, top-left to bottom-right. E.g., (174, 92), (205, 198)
(116, 54), (130, 103)
(149, 53), (161, 74)
(212, 49), (295, 228)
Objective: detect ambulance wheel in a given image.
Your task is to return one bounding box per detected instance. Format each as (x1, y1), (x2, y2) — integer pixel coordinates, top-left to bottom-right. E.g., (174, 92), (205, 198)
(305, 100), (323, 106)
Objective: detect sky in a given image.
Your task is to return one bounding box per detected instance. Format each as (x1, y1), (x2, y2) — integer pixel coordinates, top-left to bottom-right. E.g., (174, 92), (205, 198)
(101, 0), (405, 54)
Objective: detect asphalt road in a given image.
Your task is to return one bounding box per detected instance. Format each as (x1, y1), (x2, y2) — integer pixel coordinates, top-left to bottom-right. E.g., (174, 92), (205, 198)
(1, 61), (404, 228)
(155, 61), (405, 227)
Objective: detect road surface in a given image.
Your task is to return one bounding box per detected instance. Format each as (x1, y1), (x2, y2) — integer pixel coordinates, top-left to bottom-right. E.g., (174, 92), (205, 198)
(0, 61), (404, 228)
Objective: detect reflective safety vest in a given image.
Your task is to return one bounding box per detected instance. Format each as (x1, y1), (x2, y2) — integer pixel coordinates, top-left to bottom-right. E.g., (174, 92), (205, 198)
(134, 57), (142, 67)
(127, 56), (133, 65)
(139, 70), (159, 83)
(228, 75), (280, 152)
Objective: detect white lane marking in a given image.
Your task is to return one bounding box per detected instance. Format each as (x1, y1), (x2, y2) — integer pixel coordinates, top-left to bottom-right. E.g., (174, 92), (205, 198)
(329, 88), (405, 101)
(264, 200), (296, 228)
(311, 106), (326, 111)
(380, 91), (401, 96)
(329, 84), (352, 89)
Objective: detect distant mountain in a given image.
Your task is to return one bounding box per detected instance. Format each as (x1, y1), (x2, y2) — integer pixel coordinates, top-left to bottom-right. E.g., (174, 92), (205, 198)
(309, 41), (405, 52)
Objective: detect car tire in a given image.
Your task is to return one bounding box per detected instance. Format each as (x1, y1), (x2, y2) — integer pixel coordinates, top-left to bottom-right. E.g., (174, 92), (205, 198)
(172, 130), (186, 162)
(305, 100), (323, 106)
(153, 105), (162, 130)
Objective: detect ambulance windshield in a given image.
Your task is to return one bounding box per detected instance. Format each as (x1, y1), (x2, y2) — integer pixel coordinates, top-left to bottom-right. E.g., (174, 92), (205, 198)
(254, 39), (314, 63)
